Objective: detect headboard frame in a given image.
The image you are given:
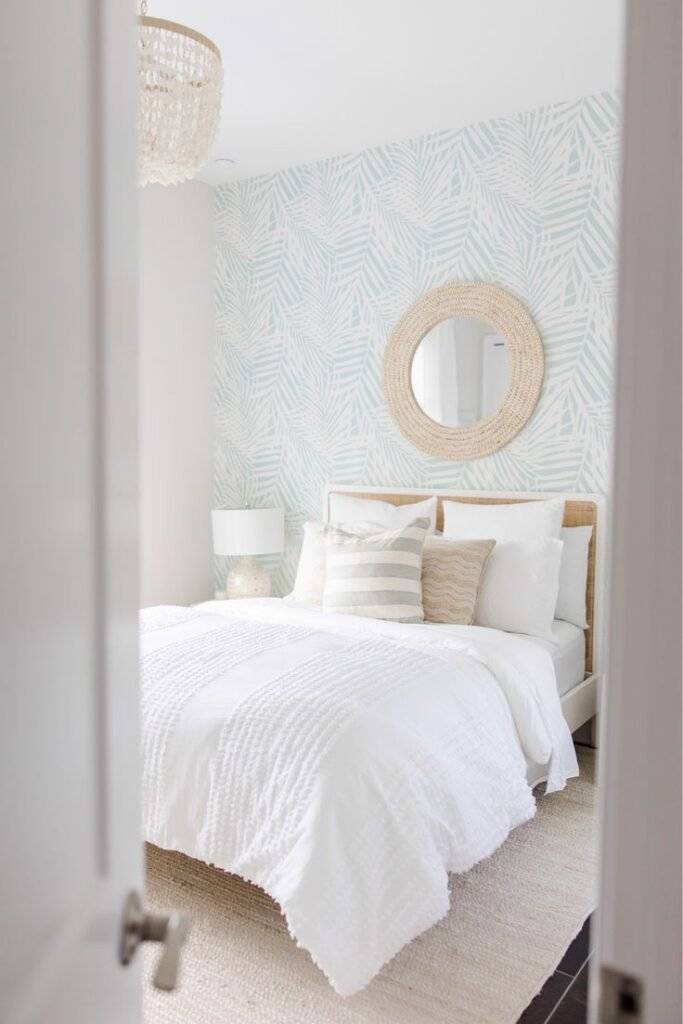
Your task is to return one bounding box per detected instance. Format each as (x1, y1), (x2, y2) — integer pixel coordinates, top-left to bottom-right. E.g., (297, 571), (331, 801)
(323, 485), (606, 676)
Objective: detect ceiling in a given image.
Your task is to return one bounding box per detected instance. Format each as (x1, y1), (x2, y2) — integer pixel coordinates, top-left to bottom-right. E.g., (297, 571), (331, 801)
(154, 0), (623, 186)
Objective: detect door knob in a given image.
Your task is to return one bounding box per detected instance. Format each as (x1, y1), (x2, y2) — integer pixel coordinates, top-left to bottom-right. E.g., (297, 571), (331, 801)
(119, 890), (190, 991)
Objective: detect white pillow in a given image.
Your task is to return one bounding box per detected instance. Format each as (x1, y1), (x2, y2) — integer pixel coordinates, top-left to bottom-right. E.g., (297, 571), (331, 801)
(556, 526), (592, 628)
(288, 520), (380, 607)
(328, 493), (438, 534)
(443, 497), (564, 543)
(287, 522), (327, 606)
(474, 539), (564, 640)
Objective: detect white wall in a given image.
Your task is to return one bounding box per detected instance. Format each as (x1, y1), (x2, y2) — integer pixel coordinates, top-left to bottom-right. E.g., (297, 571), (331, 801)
(160, 0), (622, 185)
(139, 182), (213, 607)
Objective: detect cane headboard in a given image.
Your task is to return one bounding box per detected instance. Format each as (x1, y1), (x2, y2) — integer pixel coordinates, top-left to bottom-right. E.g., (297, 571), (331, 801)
(323, 486), (605, 676)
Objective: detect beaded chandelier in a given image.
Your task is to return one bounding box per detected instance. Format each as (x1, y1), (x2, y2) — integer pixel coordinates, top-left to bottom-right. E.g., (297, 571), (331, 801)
(138, 3), (222, 187)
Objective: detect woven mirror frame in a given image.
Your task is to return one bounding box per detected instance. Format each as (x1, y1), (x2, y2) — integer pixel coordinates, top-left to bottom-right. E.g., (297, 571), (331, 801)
(384, 282), (544, 460)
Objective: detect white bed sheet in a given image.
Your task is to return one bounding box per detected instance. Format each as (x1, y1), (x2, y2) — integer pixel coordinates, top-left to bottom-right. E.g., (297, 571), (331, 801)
(510, 619), (586, 696)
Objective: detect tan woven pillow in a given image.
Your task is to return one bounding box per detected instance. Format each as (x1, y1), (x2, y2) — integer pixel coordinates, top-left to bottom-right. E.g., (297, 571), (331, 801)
(421, 537), (496, 624)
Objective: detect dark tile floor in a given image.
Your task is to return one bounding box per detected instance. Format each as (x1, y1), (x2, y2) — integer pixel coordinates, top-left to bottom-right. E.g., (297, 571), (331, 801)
(516, 915), (592, 1024)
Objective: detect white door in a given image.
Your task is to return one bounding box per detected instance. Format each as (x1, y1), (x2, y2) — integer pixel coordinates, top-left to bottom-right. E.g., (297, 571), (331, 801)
(593, 0), (681, 1021)
(1, 2), (146, 1021)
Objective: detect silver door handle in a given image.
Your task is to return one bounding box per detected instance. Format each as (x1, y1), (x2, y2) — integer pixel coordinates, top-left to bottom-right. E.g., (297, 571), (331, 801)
(119, 890), (191, 991)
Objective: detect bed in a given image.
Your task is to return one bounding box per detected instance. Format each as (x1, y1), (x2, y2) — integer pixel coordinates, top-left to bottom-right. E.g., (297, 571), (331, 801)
(140, 486), (604, 996)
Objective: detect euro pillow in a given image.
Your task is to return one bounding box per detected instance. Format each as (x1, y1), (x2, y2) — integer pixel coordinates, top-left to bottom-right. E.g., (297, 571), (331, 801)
(328, 493), (438, 534)
(443, 497), (564, 543)
(288, 520), (380, 607)
(421, 537), (496, 625)
(556, 525), (592, 628)
(474, 538), (564, 640)
(322, 518), (430, 622)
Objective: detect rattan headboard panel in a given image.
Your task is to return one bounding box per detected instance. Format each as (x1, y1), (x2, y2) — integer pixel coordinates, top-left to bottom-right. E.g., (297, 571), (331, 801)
(326, 489), (599, 674)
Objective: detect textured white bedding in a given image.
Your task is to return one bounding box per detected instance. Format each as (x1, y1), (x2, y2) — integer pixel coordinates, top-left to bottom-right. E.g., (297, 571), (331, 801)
(140, 598), (578, 995)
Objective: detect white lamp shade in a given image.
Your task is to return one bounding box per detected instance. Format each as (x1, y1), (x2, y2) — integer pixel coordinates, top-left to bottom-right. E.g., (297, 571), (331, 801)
(212, 508), (284, 557)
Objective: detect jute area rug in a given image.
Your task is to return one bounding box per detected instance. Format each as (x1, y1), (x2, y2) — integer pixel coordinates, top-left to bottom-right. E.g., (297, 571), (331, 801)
(144, 749), (596, 1024)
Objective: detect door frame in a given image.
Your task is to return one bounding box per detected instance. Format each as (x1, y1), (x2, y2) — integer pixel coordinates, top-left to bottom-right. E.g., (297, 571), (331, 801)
(2, 2), (141, 1021)
(592, 1), (682, 1020)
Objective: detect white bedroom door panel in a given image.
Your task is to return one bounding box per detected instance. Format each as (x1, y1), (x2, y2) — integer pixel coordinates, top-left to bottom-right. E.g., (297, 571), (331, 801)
(1, 2), (142, 1022)
(593, 0), (681, 1021)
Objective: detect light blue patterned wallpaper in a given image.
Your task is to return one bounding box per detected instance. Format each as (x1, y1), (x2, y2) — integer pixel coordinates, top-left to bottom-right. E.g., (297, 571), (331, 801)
(214, 91), (620, 595)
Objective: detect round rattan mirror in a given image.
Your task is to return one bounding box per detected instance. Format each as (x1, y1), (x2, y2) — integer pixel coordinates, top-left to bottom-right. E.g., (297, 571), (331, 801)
(384, 282), (544, 460)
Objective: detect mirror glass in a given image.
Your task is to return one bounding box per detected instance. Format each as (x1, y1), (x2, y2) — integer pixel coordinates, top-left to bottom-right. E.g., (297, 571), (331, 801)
(410, 316), (510, 427)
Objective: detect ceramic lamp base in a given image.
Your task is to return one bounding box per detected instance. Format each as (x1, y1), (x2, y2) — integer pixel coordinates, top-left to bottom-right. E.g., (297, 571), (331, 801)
(225, 556), (271, 599)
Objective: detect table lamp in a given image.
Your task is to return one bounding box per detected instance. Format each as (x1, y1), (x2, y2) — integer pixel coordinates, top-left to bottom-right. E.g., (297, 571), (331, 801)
(212, 507), (285, 599)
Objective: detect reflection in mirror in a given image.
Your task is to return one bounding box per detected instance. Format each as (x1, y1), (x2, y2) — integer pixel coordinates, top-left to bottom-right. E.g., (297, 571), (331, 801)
(410, 316), (510, 427)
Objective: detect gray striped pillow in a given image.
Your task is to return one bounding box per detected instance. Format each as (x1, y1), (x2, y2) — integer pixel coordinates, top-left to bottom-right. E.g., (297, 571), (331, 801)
(322, 517), (430, 622)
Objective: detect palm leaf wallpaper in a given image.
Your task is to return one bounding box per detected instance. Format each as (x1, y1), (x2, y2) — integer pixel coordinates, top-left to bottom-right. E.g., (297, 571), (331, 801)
(214, 91), (620, 595)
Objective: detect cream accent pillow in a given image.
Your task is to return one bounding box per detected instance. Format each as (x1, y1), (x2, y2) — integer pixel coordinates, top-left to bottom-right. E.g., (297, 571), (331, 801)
(442, 497), (564, 543)
(328, 493), (438, 533)
(474, 538), (564, 640)
(421, 537), (496, 625)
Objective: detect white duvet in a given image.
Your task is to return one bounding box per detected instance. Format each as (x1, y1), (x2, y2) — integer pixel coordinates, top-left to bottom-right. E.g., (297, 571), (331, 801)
(141, 598), (578, 995)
